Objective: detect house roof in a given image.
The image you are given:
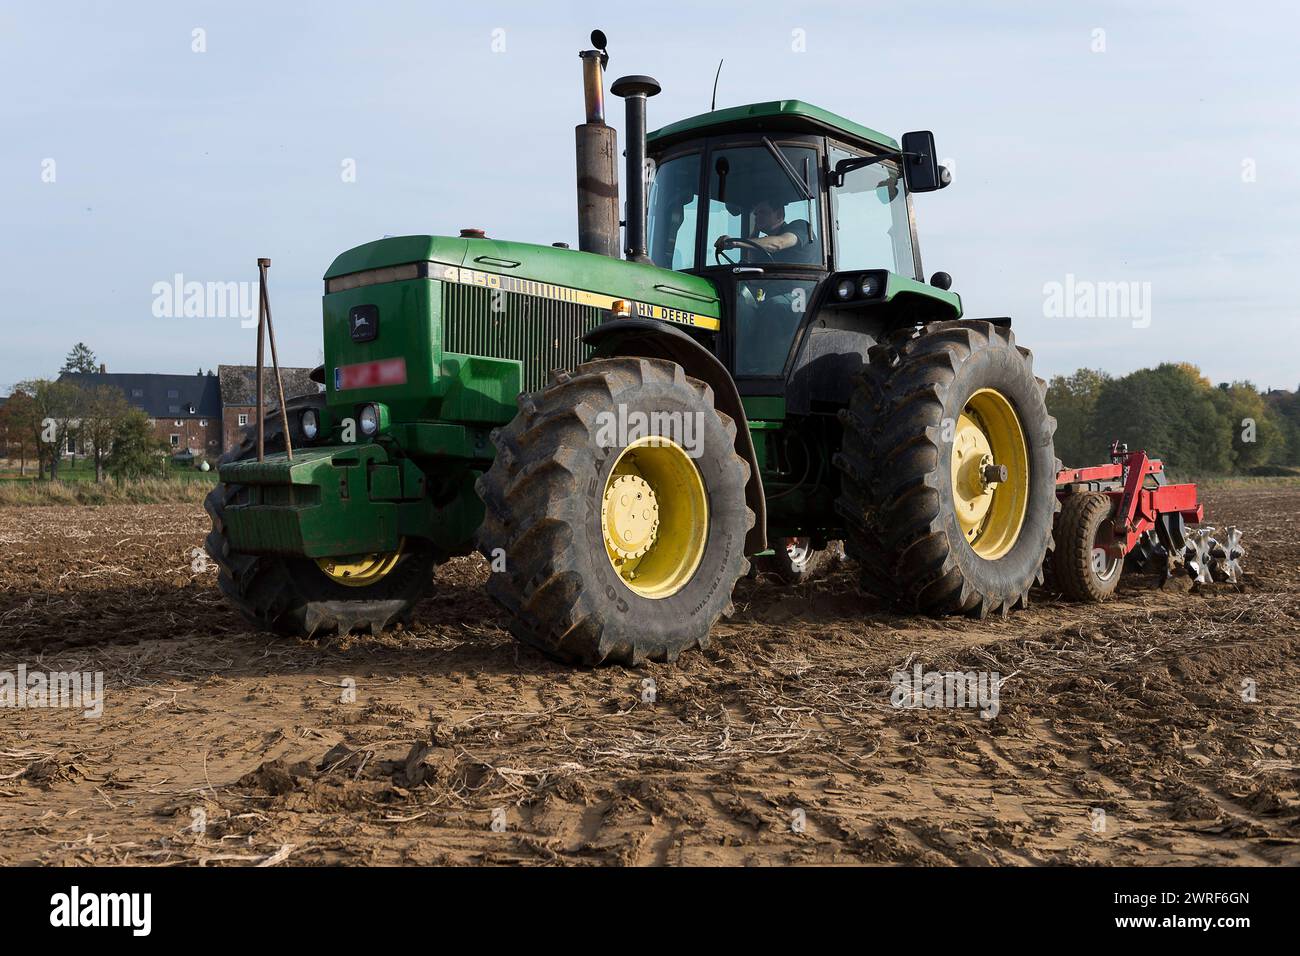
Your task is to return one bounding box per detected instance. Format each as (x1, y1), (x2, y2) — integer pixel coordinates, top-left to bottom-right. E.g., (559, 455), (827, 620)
(59, 371), (222, 419)
(217, 365), (320, 407)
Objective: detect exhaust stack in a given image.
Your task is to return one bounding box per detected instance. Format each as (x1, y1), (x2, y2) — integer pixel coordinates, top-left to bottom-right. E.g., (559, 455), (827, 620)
(574, 31), (620, 258)
(611, 74), (661, 263)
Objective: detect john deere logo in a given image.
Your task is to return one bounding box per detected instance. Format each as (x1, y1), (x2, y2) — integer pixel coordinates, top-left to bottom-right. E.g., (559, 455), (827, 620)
(349, 304), (379, 342)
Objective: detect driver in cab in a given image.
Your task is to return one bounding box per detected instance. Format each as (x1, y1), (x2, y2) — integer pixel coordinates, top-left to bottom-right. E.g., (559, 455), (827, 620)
(718, 197), (816, 264)
(749, 198), (811, 256)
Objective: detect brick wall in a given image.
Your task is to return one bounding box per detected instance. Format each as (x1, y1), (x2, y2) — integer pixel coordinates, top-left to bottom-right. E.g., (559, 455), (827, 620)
(222, 407), (257, 454)
(152, 416), (222, 460)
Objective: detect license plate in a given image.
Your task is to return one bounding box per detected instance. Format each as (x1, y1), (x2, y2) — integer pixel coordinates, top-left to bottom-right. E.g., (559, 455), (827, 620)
(334, 357), (407, 390)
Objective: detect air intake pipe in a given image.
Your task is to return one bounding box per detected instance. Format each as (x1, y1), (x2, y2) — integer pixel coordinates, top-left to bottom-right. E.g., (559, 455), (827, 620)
(574, 31), (620, 258)
(611, 74), (660, 264)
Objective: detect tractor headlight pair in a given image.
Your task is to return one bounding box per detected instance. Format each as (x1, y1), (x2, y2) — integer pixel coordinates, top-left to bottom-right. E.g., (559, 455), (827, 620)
(831, 271), (886, 304)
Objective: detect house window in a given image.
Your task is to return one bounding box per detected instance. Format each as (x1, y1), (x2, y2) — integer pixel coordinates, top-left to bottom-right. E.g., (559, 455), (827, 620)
(170, 434), (180, 447)
(174, 419), (183, 426)
(238, 414), (249, 426)
(167, 389), (179, 399)
(168, 405), (180, 414)
(131, 388), (144, 398)
(199, 419), (208, 426)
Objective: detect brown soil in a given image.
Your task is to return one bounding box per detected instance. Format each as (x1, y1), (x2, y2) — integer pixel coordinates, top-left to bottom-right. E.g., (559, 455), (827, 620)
(0, 485), (1296, 866)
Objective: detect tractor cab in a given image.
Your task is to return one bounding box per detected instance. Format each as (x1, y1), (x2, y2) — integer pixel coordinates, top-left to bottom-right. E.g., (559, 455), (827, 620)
(646, 102), (955, 397)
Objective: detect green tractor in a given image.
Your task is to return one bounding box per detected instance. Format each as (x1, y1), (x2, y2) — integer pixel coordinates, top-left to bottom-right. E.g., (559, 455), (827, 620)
(206, 32), (1058, 665)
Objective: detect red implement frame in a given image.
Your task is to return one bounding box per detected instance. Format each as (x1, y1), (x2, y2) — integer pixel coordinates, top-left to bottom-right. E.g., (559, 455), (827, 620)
(1055, 442), (1203, 560)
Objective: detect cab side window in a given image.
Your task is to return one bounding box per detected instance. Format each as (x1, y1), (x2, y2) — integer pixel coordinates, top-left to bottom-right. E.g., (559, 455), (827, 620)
(829, 146), (916, 276)
(647, 153), (702, 271)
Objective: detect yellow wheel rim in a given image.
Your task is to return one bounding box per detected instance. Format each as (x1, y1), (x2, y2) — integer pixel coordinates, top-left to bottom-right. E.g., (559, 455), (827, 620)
(601, 436), (708, 599)
(316, 538), (405, 587)
(950, 389), (1028, 559)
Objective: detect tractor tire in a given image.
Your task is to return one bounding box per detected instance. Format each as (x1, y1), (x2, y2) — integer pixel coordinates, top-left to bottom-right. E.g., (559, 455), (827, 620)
(476, 357), (753, 666)
(835, 320), (1059, 618)
(204, 394), (436, 636)
(1052, 492), (1123, 602)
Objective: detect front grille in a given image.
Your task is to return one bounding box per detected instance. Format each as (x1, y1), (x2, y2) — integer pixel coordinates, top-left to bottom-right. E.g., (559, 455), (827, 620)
(441, 283), (601, 393)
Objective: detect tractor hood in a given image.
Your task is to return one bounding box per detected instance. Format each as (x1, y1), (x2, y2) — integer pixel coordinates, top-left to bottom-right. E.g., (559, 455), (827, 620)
(325, 235), (722, 331)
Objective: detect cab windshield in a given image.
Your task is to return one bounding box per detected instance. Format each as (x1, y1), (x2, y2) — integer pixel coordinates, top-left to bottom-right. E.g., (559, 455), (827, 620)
(646, 142), (825, 271)
(705, 144), (822, 267)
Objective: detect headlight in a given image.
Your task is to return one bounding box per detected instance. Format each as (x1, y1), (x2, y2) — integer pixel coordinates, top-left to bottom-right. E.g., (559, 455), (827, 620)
(300, 408), (319, 441)
(358, 404), (380, 436)
(835, 278), (855, 300)
(859, 275), (882, 297)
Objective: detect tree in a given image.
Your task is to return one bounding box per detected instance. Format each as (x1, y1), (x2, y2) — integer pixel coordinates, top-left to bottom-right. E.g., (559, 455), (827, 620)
(1264, 387), (1300, 466)
(79, 385), (132, 482)
(1210, 382), (1283, 471)
(16, 378), (81, 480)
(0, 390), (39, 476)
(1046, 368), (1111, 467)
(1089, 363), (1231, 476)
(105, 410), (170, 480)
(61, 343), (99, 375)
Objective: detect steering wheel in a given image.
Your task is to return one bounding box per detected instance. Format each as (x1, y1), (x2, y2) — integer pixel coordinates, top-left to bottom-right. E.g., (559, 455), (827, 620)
(714, 236), (776, 266)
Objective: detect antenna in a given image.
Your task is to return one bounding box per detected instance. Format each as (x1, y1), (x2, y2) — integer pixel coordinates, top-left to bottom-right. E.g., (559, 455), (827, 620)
(711, 59), (724, 111)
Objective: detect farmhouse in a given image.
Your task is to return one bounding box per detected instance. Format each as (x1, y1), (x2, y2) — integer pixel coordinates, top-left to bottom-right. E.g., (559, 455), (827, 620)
(57, 363), (319, 460)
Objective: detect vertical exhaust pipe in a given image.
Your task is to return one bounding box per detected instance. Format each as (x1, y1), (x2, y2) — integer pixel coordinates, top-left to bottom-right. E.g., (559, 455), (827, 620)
(575, 31), (620, 258)
(611, 74), (661, 263)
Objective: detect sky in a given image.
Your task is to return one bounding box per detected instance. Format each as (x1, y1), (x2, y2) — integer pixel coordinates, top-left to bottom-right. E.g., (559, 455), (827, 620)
(2, 0), (1298, 393)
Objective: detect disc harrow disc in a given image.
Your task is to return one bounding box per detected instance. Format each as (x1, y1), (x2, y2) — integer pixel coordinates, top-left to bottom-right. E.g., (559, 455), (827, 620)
(1209, 525), (1245, 584)
(1184, 528), (1215, 585)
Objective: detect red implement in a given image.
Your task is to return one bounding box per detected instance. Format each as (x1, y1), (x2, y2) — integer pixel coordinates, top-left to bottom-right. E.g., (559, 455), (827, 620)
(1055, 442), (1203, 560)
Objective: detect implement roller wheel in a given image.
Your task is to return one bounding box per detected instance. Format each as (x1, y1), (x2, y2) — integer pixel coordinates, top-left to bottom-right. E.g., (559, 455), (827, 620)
(1052, 492), (1123, 602)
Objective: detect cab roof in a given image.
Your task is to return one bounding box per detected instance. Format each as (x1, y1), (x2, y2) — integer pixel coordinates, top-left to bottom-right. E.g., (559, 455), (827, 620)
(647, 100), (898, 153)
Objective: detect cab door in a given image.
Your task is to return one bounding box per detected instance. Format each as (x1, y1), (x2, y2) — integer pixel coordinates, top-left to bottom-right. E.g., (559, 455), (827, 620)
(697, 135), (828, 393)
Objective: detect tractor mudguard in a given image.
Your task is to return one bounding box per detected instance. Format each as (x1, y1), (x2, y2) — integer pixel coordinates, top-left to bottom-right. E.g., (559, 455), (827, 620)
(583, 318), (767, 554)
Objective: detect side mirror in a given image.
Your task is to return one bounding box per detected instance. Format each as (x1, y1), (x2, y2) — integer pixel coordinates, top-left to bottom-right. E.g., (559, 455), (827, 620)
(900, 130), (942, 193)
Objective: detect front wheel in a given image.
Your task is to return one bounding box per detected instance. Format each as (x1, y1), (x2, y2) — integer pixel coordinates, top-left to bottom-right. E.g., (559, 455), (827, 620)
(835, 320), (1059, 617)
(203, 395), (436, 636)
(476, 357), (753, 666)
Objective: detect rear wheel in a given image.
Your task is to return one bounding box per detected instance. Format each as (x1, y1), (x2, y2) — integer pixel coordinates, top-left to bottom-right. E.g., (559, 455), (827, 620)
(204, 395), (436, 636)
(1052, 492), (1123, 602)
(476, 357), (753, 666)
(835, 320), (1059, 617)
